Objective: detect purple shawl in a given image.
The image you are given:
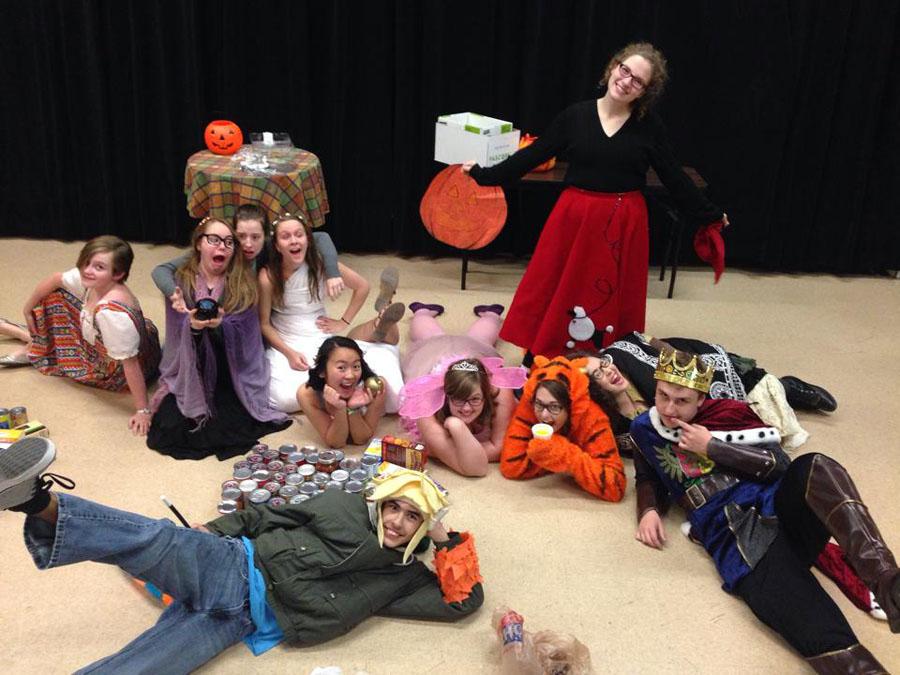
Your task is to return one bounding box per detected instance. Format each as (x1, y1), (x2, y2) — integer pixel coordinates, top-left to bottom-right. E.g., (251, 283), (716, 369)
(151, 295), (287, 425)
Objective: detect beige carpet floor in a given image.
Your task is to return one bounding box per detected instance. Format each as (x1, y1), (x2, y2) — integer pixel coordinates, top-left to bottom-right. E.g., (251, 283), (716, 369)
(1, 238), (899, 674)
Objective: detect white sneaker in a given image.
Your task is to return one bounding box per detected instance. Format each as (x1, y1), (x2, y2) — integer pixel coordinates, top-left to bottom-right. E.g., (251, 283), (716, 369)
(0, 437), (56, 510)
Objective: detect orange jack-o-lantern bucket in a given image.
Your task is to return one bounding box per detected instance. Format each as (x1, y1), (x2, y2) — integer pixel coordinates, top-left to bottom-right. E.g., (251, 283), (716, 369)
(419, 165), (507, 250)
(204, 120), (243, 155)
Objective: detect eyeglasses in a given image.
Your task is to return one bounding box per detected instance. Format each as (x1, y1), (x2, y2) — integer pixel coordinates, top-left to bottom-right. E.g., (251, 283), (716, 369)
(449, 395), (484, 409)
(201, 233), (236, 249)
(616, 61), (647, 91)
(533, 399), (564, 416)
(588, 354), (614, 381)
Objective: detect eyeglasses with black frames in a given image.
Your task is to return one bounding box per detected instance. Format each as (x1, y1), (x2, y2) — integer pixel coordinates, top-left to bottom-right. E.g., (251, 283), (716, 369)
(201, 233), (236, 249)
(616, 61), (647, 91)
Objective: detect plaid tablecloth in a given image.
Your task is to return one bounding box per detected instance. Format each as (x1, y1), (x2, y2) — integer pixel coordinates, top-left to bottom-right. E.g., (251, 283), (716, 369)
(184, 147), (330, 227)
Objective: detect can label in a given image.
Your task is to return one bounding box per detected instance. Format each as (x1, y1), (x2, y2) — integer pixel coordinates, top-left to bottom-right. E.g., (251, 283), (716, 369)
(500, 611), (524, 646)
(9, 406), (28, 427)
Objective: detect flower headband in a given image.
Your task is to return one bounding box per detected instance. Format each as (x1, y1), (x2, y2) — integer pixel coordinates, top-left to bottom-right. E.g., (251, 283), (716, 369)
(270, 211), (308, 234)
(398, 354), (527, 420)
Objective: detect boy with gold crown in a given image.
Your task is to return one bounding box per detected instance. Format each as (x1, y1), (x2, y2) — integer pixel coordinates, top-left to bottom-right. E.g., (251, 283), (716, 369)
(0, 439), (483, 673)
(629, 347), (899, 673)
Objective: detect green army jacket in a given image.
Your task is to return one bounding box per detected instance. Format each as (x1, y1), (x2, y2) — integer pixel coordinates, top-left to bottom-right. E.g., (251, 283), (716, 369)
(206, 488), (483, 645)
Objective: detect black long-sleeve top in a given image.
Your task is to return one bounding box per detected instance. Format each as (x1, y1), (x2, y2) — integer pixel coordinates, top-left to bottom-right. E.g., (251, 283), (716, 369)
(469, 100), (722, 225)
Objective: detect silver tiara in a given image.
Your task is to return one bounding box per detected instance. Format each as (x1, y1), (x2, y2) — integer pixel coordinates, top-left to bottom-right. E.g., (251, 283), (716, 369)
(450, 360), (479, 372)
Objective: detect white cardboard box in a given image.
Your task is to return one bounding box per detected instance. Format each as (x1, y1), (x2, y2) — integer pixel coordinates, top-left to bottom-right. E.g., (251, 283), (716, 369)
(434, 112), (520, 167)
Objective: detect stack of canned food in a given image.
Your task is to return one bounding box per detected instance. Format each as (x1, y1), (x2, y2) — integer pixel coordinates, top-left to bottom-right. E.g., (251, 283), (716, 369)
(218, 443), (383, 514)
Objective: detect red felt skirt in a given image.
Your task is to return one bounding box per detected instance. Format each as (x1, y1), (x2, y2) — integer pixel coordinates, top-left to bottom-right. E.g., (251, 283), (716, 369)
(499, 187), (648, 357)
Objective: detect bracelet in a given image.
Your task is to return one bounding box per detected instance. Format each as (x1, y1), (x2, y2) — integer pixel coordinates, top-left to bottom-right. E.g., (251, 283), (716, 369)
(340, 317), (350, 325)
(136, 408), (152, 415)
(346, 407), (358, 416)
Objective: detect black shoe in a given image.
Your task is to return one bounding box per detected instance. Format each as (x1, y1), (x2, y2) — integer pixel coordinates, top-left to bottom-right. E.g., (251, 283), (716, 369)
(780, 376), (838, 413)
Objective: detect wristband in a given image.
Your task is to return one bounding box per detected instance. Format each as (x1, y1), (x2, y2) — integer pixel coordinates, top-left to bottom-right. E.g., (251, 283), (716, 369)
(136, 408), (152, 415)
(340, 317), (350, 325)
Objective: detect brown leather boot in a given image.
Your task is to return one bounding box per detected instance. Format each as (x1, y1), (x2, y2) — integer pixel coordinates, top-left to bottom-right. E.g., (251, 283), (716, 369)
(806, 644), (888, 674)
(805, 454), (900, 633)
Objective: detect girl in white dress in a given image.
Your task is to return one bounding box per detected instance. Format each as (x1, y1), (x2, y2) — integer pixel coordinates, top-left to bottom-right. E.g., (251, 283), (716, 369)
(259, 213), (404, 414)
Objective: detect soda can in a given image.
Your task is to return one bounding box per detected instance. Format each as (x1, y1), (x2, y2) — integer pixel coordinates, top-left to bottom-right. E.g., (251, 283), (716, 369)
(249, 488), (271, 505)
(267, 460), (284, 473)
(298, 464), (316, 480)
(221, 487), (242, 502)
(233, 467), (252, 481)
(285, 473), (304, 487)
(349, 469), (369, 483)
(279, 485), (299, 499)
(287, 451), (306, 466)
(339, 457), (360, 472)
(325, 480), (343, 491)
(344, 480), (364, 494)
(298, 482), (319, 497)
(217, 500), (239, 515)
(330, 469), (349, 485)
(268, 497), (287, 508)
(251, 469), (270, 483)
(9, 406), (28, 427)
(0, 409), (11, 429)
(289, 494), (311, 504)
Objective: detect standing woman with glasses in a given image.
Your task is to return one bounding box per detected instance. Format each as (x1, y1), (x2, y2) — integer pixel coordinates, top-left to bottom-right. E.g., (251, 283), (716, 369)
(463, 43), (728, 363)
(501, 355), (625, 502)
(398, 303), (527, 476)
(147, 217), (290, 460)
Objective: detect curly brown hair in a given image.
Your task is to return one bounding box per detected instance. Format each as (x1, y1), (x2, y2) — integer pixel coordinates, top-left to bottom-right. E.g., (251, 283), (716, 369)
(601, 42), (669, 118)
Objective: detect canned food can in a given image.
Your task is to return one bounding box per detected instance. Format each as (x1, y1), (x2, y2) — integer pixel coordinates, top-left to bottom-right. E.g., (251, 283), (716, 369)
(0, 409), (10, 429)
(301, 444), (318, 454)
(217, 500), (239, 515)
(221, 487), (242, 502)
(339, 457), (360, 472)
(344, 480), (364, 494)
(298, 464), (316, 480)
(221, 479), (240, 491)
(267, 460), (284, 473)
(250, 443), (269, 455)
(251, 469), (270, 483)
(312, 472), (330, 489)
(298, 482), (319, 496)
(325, 480), (343, 491)
(287, 451), (306, 466)
(349, 469), (369, 483)
(246, 453), (264, 465)
(279, 485), (299, 499)
(263, 481), (281, 495)
(360, 454), (381, 476)
(249, 488), (272, 505)
(278, 444), (298, 460)
(9, 406), (28, 427)
(271, 472), (287, 485)
(263, 449), (280, 463)
(250, 462), (268, 472)
(330, 469), (349, 484)
(282, 463), (298, 475)
(305, 451), (319, 466)
(233, 467), (252, 481)
(232, 460), (251, 471)
(333, 450), (345, 463)
(268, 497), (287, 508)
(289, 494), (311, 504)
(285, 473), (304, 487)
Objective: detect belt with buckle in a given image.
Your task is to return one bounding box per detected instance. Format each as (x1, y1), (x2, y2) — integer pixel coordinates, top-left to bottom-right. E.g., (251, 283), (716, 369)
(679, 473), (740, 511)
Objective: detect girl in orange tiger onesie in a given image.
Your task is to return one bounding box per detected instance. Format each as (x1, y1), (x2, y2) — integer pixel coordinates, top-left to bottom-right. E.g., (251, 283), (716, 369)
(501, 355), (625, 501)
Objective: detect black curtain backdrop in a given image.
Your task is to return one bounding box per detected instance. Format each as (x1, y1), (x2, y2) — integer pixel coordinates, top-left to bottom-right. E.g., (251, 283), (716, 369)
(1, 1), (898, 273)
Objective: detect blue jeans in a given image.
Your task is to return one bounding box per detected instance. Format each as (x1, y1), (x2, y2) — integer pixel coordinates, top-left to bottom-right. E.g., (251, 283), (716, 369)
(24, 494), (254, 674)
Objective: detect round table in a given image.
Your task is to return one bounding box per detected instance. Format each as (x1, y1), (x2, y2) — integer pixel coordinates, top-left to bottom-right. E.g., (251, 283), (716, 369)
(183, 147), (330, 227)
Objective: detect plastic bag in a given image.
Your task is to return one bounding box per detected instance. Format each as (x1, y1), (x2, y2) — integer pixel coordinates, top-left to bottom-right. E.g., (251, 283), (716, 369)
(493, 607), (593, 675)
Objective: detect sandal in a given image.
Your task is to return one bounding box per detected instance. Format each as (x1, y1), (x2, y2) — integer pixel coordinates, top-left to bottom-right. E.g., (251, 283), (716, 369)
(0, 352), (31, 368)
